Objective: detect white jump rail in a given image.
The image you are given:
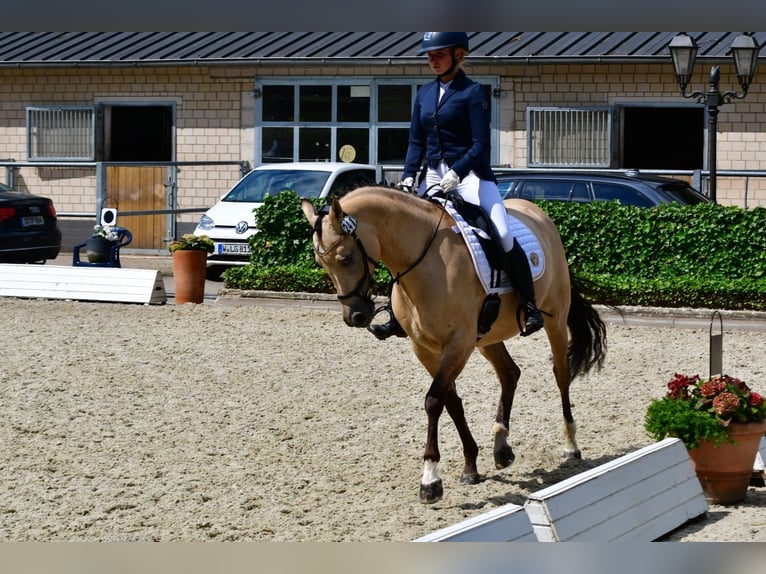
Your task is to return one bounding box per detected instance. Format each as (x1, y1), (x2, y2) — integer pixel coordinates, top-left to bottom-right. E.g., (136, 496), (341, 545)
(524, 437), (708, 541)
(0, 263), (167, 305)
(754, 435), (766, 482)
(414, 503), (536, 542)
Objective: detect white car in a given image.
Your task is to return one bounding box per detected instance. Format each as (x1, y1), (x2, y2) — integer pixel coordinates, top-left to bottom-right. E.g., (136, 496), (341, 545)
(193, 162), (377, 278)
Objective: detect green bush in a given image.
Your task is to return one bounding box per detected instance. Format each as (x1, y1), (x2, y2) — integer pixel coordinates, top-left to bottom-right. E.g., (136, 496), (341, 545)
(224, 191), (766, 311)
(224, 191), (393, 295)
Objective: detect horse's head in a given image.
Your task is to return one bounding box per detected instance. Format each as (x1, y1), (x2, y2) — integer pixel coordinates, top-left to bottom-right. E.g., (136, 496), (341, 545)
(301, 197), (377, 328)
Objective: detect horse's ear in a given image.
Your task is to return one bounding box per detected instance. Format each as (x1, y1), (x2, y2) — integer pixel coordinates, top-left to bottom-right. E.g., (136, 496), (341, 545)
(329, 198), (345, 233)
(300, 198), (318, 227)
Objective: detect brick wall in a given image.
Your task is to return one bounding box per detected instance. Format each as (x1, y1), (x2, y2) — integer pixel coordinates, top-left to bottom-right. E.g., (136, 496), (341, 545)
(1, 61), (764, 220)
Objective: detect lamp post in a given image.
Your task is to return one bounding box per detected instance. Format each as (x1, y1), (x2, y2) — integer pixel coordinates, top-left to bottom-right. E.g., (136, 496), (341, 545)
(668, 32), (759, 203)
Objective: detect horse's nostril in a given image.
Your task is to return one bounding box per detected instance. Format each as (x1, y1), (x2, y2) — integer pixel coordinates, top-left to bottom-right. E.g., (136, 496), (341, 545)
(350, 311), (370, 327)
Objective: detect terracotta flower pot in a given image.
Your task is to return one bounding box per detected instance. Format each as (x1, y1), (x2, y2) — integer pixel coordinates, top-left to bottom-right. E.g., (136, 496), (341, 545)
(172, 249), (208, 304)
(687, 420), (766, 504)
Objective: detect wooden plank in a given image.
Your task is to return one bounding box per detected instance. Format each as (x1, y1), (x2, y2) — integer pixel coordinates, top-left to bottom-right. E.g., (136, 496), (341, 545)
(0, 264), (166, 304)
(536, 456), (696, 539)
(524, 438), (708, 541)
(414, 503), (536, 542)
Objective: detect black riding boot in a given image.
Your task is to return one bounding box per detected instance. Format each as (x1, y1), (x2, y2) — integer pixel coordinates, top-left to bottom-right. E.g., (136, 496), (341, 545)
(367, 305), (408, 340)
(504, 238), (544, 337)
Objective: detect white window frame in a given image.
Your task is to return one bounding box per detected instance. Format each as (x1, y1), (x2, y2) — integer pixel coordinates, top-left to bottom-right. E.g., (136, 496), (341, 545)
(26, 105), (96, 161)
(254, 76), (499, 166)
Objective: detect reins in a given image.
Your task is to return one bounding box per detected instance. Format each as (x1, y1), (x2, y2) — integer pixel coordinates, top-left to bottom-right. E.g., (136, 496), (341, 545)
(391, 185), (447, 284)
(313, 185), (447, 301)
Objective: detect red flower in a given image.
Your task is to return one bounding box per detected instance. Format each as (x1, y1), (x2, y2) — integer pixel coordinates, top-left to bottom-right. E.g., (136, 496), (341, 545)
(699, 379), (726, 398)
(712, 392), (740, 417)
(751, 392), (764, 407)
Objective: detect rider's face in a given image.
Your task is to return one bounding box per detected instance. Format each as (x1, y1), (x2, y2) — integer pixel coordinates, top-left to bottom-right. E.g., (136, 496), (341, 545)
(426, 49), (452, 75)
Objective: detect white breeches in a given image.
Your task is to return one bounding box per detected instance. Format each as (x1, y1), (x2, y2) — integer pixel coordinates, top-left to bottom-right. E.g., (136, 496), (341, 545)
(418, 160), (515, 252)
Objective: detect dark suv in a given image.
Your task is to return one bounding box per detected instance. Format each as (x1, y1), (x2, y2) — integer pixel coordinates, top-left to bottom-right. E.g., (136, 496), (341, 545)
(497, 170), (708, 207)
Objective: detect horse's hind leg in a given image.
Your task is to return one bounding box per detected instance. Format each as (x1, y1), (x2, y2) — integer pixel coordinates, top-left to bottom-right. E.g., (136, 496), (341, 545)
(479, 343), (521, 470)
(547, 319), (581, 459)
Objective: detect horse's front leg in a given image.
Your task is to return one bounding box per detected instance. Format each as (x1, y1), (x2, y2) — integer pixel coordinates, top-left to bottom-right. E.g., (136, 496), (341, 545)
(421, 373), (480, 504)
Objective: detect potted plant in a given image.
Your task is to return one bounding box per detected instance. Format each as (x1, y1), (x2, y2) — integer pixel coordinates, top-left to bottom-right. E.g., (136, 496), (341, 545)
(645, 372), (766, 504)
(85, 224), (120, 262)
(168, 233), (214, 304)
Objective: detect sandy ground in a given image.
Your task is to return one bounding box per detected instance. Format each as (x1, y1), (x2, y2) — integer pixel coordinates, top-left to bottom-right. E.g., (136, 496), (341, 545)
(1, 290), (765, 541)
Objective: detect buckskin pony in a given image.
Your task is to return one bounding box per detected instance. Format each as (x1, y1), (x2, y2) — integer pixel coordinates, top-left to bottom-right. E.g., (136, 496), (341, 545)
(301, 186), (606, 504)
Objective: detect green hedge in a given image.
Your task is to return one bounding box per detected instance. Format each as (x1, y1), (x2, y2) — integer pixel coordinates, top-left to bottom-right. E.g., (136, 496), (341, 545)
(224, 191), (766, 311)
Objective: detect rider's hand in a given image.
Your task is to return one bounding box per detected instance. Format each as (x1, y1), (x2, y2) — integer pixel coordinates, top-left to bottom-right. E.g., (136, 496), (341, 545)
(439, 170), (460, 194)
(397, 176), (415, 193)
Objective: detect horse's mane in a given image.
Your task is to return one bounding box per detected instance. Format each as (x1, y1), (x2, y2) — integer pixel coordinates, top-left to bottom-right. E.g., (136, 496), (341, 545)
(338, 185), (440, 216)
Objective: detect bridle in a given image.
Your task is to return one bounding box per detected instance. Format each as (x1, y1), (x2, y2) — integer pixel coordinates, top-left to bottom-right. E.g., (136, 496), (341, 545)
(313, 207), (377, 301)
(313, 194), (446, 302)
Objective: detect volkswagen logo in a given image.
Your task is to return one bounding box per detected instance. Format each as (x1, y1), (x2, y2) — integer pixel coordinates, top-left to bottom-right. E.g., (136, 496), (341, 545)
(235, 221), (249, 234)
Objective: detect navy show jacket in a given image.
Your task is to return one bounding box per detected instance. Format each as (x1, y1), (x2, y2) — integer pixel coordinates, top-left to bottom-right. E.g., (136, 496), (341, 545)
(402, 69), (496, 184)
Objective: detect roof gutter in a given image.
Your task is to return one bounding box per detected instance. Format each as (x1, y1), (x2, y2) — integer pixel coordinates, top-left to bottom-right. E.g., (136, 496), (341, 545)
(0, 54), (759, 69)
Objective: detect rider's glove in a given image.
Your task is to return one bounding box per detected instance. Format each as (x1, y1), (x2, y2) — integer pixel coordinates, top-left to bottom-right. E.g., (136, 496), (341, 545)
(397, 176), (415, 193)
(439, 169), (460, 194)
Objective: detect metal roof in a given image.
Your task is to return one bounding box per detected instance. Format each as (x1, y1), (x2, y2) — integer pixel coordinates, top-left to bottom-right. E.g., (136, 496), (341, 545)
(0, 32), (762, 67)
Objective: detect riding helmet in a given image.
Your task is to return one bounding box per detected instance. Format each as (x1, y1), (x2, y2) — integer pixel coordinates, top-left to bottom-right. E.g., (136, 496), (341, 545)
(417, 32), (470, 55)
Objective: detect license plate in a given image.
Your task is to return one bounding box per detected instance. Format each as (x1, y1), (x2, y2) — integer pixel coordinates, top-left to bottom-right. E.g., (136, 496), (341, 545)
(21, 216), (44, 227)
(218, 243), (251, 255)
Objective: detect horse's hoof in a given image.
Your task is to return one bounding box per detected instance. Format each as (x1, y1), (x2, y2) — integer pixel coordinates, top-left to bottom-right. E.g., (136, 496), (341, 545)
(419, 479), (443, 504)
(563, 449), (582, 460)
(460, 473), (481, 485)
(494, 445), (515, 469)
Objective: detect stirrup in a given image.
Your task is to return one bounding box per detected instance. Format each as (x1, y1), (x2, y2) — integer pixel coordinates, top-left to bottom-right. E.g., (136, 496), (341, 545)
(367, 304), (407, 340)
(516, 304), (544, 337)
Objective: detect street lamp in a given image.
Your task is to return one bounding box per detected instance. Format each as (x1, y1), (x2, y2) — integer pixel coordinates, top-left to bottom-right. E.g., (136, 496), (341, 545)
(668, 32), (759, 203)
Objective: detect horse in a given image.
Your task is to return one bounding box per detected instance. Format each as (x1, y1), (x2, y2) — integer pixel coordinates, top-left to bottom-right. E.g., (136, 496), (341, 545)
(300, 186), (607, 504)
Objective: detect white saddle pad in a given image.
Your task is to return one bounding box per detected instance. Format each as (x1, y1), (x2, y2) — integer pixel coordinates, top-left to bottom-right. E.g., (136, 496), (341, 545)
(443, 201), (545, 295)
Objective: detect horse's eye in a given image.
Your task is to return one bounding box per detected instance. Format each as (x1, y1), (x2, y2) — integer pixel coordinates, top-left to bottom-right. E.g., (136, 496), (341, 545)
(339, 254), (352, 266)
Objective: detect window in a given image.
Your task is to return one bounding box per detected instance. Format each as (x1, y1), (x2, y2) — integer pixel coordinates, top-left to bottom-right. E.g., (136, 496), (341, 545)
(256, 78), (497, 167)
(527, 107), (611, 168)
(592, 183), (653, 207)
(26, 106), (96, 161)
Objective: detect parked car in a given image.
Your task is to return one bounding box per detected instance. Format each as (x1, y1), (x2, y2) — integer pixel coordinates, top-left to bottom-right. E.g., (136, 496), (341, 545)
(0, 182), (62, 264)
(496, 170), (709, 207)
(193, 162), (377, 278)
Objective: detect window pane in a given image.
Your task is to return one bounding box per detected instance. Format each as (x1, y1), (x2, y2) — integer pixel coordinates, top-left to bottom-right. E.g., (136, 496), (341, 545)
(262, 127), (294, 163)
(378, 85), (411, 122)
(592, 183), (653, 207)
(300, 86), (332, 122)
(337, 85), (370, 122)
(263, 85), (294, 122)
(336, 128), (369, 164)
(299, 128), (331, 161)
(377, 128), (409, 164)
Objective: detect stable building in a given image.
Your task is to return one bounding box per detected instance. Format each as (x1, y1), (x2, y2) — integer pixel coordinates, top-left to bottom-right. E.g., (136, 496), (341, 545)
(0, 32), (763, 251)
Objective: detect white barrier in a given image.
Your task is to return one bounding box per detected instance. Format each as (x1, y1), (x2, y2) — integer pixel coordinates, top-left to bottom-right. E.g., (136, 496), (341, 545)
(414, 503), (536, 542)
(416, 438), (710, 542)
(0, 263), (167, 305)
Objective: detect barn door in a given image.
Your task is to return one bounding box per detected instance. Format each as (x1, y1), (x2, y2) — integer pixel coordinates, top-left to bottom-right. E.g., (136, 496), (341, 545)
(106, 166), (166, 250)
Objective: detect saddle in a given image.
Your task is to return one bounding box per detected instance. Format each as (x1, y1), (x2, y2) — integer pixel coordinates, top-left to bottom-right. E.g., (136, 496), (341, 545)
(427, 191), (545, 338)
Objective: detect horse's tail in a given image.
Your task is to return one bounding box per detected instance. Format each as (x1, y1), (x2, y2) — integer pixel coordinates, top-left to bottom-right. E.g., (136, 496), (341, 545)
(566, 273), (607, 380)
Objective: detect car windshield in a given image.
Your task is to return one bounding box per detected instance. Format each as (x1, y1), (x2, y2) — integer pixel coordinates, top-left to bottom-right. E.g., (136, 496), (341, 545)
(656, 183), (707, 205)
(223, 169), (332, 202)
